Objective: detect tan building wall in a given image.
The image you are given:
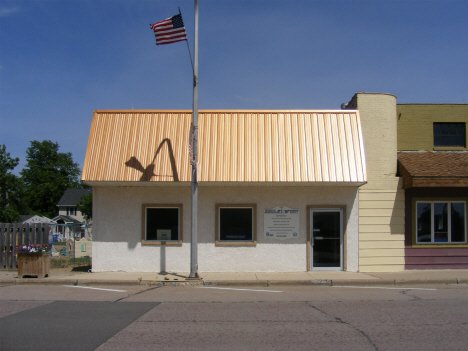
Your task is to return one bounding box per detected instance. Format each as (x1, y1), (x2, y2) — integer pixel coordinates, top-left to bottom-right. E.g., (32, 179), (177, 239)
(359, 186), (405, 272)
(347, 93), (405, 272)
(397, 104), (468, 151)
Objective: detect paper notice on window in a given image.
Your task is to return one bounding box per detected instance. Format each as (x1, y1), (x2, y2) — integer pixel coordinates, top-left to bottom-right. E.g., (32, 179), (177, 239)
(157, 229), (171, 240)
(264, 206), (299, 240)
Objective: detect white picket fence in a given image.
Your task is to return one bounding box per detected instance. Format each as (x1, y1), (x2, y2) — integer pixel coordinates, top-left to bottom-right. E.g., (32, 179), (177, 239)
(0, 223), (50, 270)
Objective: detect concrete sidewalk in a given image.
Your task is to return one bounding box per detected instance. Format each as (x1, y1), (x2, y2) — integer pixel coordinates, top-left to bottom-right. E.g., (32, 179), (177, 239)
(2, 269), (468, 287)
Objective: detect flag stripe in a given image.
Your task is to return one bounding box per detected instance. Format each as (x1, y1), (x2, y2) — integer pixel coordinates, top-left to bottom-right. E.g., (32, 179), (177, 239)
(150, 14), (187, 45)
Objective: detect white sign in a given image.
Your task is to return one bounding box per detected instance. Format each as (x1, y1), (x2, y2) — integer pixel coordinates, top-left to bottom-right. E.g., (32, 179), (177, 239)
(157, 229), (171, 241)
(264, 206), (299, 240)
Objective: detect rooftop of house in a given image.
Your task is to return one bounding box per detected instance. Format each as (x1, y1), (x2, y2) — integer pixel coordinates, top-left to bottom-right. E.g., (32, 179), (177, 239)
(52, 215), (83, 224)
(57, 188), (92, 207)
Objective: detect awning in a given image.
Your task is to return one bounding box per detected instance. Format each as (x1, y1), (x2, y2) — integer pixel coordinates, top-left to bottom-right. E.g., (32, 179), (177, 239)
(398, 151), (468, 188)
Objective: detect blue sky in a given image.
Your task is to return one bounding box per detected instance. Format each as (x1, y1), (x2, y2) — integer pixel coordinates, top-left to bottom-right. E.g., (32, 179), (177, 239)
(1, 0), (467, 174)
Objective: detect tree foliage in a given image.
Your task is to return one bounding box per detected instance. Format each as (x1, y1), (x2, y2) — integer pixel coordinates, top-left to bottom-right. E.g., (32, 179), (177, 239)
(20, 140), (82, 218)
(77, 192), (92, 221)
(0, 145), (21, 222)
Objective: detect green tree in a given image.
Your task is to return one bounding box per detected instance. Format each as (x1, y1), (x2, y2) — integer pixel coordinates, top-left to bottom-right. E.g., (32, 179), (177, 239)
(77, 192), (92, 221)
(20, 140), (82, 218)
(0, 145), (22, 222)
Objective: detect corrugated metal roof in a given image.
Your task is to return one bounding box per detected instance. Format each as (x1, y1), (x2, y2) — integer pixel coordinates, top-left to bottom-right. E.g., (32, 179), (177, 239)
(82, 110), (367, 184)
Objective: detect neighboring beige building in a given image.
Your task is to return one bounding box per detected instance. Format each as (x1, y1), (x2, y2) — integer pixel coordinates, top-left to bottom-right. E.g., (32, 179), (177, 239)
(344, 93), (406, 272)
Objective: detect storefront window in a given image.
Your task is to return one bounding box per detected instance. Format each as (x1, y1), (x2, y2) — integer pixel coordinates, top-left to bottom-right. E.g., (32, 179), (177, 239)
(416, 201), (466, 244)
(216, 204), (256, 246)
(142, 204), (182, 245)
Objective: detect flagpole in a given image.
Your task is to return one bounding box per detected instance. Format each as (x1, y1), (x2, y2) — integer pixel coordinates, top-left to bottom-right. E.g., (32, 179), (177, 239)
(180, 7), (194, 73)
(189, 0), (199, 278)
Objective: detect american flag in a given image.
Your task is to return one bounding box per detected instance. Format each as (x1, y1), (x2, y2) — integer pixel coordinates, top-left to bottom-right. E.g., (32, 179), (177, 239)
(150, 14), (187, 45)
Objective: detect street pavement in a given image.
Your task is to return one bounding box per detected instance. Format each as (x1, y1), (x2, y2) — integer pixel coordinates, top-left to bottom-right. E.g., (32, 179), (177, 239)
(2, 275), (468, 350)
(2, 283), (468, 350)
(2, 268), (468, 287)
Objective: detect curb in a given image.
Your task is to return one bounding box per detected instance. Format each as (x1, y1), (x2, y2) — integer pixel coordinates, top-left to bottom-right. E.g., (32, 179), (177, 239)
(0, 278), (205, 287)
(1, 277), (467, 287)
(202, 280), (333, 287)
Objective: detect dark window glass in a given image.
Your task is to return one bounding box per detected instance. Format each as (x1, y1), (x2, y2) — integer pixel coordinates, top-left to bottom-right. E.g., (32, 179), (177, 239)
(434, 203), (448, 242)
(451, 203), (466, 242)
(417, 203), (431, 242)
(219, 208), (253, 241)
(433, 123), (465, 147)
(146, 208), (179, 241)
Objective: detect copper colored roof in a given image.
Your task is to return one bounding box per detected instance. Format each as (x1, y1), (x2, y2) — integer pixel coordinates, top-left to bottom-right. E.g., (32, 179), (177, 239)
(82, 110), (367, 185)
(398, 152), (468, 188)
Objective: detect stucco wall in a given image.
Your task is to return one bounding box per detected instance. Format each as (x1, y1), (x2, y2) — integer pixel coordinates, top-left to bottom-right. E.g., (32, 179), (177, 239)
(92, 185), (359, 273)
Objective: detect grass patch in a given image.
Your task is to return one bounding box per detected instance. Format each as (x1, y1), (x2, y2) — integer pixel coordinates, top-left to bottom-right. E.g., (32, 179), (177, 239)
(50, 256), (91, 269)
(52, 242), (66, 247)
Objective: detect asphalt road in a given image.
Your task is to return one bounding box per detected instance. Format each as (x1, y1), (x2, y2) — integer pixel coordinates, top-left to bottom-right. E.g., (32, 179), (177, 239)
(1, 283), (468, 350)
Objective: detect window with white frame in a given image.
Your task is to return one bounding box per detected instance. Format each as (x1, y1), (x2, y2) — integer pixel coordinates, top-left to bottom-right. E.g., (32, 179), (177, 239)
(216, 204), (256, 246)
(67, 207), (77, 216)
(142, 204), (182, 245)
(416, 201), (466, 244)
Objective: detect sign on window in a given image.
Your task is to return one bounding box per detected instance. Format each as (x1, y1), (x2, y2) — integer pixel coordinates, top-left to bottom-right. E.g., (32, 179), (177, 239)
(264, 206), (299, 240)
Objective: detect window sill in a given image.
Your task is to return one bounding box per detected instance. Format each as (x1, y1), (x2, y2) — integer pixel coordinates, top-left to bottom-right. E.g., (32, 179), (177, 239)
(433, 147), (466, 151)
(141, 240), (182, 246)
(215, 241), (257, 247)
(412, 243), (468, 248)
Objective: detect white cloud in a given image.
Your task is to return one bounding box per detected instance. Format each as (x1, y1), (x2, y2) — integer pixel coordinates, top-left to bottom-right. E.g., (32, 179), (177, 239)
(0, 7), (20, 17)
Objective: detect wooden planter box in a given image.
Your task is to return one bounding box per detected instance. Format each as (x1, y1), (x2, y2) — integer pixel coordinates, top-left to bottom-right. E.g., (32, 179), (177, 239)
(17, 253), (50, 278)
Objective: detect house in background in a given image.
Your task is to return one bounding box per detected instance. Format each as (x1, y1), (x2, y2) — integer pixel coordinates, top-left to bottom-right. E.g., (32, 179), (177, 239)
(397, 104), (468, 269)
(56, 188), (92, 222)
(20, 215), (55, 224)
(52, 188), (92, 240)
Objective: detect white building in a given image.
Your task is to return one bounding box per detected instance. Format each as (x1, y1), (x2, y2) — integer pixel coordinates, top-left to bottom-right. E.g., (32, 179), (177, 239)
(82, 109), (367, 273)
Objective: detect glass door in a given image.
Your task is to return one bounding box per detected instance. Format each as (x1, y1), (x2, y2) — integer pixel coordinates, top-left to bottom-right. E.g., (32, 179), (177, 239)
(310, 209), (343, 270)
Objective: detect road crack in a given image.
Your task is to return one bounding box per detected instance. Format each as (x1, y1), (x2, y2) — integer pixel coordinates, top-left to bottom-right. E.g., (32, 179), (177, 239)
(400, 290), (421, 300)
(114, 286), (161, 302)
(308, 304), (379, 351)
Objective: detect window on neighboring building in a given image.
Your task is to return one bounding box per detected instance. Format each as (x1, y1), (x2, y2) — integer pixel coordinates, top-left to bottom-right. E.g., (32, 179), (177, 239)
(216, 204), (256, 246)
(67, 207), (76, 216)
(416, 201), (466, 244)
(142, 204), (182, 245)
(433, 123), (465, 147)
